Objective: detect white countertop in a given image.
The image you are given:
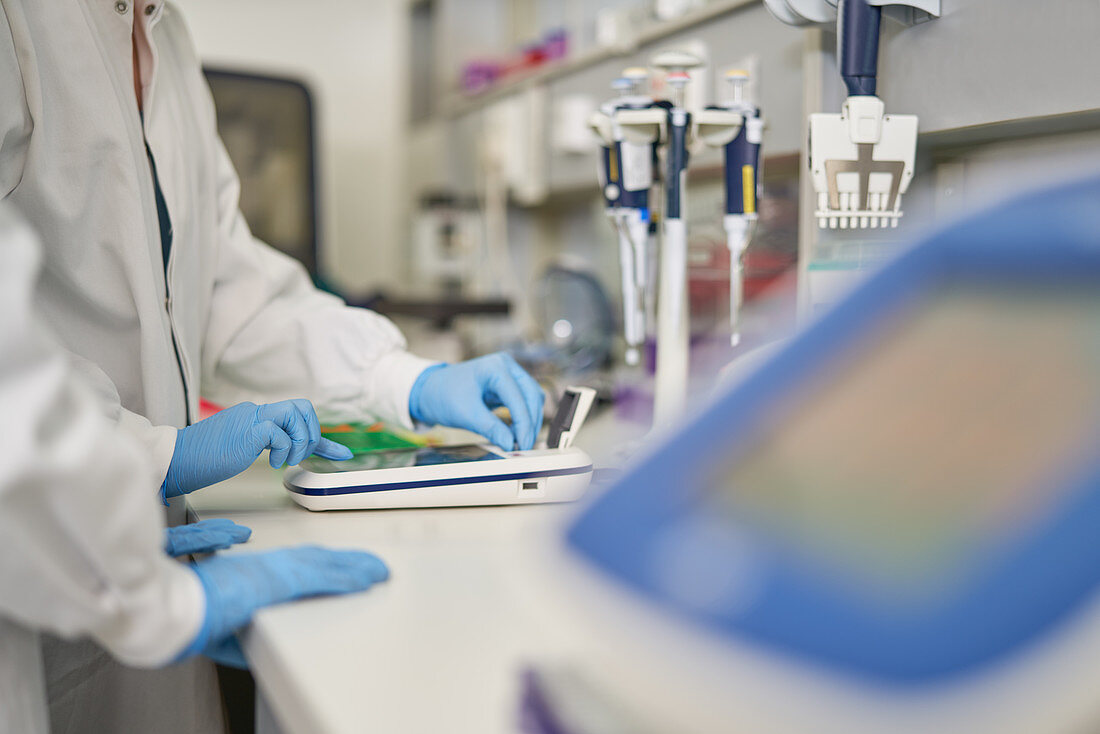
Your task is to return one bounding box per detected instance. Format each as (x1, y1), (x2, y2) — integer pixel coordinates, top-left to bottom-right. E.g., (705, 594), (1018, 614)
(187, 452), (610, 734)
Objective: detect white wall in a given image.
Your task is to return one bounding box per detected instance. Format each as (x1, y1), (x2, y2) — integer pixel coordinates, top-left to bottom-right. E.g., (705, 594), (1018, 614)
(180, 0), (410, 294)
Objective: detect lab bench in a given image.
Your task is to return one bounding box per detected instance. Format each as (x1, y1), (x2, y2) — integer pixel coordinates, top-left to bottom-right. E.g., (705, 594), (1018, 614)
(186, 441), (618, 734)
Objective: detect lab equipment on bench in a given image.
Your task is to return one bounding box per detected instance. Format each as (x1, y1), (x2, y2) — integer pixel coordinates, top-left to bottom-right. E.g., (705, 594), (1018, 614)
(536, 175), (1100, 733)
(284, 386), (596, 510)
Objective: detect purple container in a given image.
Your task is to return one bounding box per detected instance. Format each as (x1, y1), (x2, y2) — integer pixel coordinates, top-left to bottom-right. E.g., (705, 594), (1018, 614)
(462, 61), (501, 94)
(542, 29), (569, 61)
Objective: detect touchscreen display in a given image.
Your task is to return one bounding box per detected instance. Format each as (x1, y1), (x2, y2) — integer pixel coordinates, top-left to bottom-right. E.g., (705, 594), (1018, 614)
(717, 286), (1100, 593)
(302, 445), (502, 474)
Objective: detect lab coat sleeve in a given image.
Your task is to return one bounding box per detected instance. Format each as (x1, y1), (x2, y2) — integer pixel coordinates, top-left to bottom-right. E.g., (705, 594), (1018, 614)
(199, 136), (436, 427)
(0, 205), (205, 668)
(62, 351), (180, 489)
(194, 117), (437, 426)
(0, 4), (32, 198)
(115, 409), (180, 490)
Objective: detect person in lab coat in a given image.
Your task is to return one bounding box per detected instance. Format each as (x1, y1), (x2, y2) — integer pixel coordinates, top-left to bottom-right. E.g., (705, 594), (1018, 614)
(0, 202), (391, 734)
(0, 1), (544, 731)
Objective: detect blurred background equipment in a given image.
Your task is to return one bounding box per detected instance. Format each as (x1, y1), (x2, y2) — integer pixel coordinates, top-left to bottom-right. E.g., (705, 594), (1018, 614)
(410, 192), (483, 298)
(205, 69), (320, 277)
(526, 261), (617, 376)
(537, 175), (1100, 734)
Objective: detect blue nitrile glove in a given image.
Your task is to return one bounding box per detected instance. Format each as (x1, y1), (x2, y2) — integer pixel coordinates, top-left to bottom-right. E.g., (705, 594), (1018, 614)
(408, 353), (546, 451)
(181, 546), (390, 669)
(164, 519), (252, 557)
(162, 399), (353, 498)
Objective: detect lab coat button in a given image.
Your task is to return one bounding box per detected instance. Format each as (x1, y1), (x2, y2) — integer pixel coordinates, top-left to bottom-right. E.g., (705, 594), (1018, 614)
(145, 4), (157, 15)
(115, 1), (129, 13)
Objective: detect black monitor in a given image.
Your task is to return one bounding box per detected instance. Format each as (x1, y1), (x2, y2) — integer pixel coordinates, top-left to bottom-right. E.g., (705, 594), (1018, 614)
(203, 68), (320, 277)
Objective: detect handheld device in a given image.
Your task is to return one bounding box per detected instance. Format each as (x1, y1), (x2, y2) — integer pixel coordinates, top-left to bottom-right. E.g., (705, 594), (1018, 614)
(284, 445), (592, 511)
(286, 386), (597, 511)
(548, 176), (1100, 733)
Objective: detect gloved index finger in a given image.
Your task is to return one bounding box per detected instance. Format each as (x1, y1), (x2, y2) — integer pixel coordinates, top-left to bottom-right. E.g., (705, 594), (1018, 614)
(313, 437), (353, 461)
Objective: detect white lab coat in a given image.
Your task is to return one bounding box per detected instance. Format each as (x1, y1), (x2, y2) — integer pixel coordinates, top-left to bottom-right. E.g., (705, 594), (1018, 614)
(0, 203), (207, 734)
(0, 0), (436, 485)
(0, 1), (434, 731)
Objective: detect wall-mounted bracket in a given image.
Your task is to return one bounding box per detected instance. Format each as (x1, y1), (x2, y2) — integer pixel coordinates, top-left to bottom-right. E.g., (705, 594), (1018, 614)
(764, 0), (939, 28)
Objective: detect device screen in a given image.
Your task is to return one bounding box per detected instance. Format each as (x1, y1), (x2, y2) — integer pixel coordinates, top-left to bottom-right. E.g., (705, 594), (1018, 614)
(303, 445), (503, 474)
(716, 286), (1100, 595)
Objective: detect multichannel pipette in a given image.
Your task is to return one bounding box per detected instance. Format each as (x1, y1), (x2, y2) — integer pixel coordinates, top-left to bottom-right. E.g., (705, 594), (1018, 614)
(809, 0), (917, 229)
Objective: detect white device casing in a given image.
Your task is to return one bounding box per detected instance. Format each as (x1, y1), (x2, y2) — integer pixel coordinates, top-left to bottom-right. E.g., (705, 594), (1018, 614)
(525, 508), (1100, 734)
(764, 0), (941, 27)
(284, 446), (593, 511)
(552, 386), (598, 450)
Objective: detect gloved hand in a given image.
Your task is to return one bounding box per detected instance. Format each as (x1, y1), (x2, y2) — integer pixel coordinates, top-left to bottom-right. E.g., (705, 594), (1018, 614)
(164, 519), (252, 557)
(408, 353), (545, 451)
(163, 399), (353, 498)
(183, 546), (390, 668)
